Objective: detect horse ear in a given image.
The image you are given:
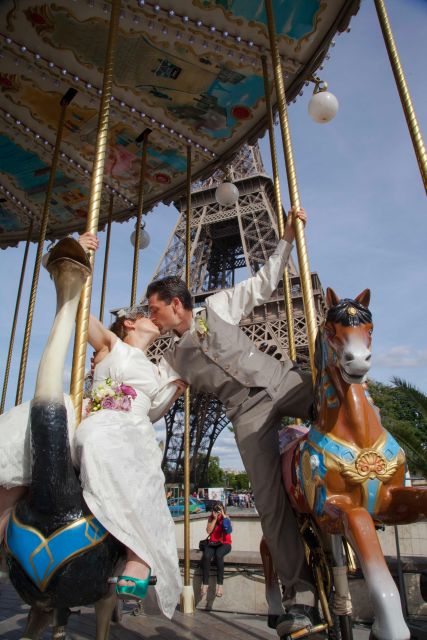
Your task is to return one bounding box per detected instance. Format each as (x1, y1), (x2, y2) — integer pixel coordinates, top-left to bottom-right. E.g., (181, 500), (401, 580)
(326, 287), (340, 308)
(354, 288), (371, 308)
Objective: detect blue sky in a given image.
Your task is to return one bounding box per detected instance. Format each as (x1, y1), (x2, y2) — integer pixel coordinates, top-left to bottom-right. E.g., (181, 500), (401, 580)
(0, 0), (426, 470)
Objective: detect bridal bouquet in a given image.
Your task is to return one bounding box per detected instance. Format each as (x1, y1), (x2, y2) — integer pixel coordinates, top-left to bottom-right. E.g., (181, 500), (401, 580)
(84, 377), (137, 416)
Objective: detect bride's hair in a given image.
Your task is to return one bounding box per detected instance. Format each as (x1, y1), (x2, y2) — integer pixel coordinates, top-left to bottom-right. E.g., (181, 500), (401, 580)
(109, 307), (146, 340)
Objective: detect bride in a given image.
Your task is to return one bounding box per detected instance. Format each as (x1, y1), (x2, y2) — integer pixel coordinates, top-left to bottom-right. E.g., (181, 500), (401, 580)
(0, 232), (184, 619)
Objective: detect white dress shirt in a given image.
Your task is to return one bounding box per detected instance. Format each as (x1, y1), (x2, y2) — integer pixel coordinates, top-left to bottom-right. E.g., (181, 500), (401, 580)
(157, 239), (293, 379)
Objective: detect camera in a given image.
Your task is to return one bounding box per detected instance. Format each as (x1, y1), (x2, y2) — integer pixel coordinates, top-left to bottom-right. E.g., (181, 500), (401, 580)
(213, 504), (222, 513)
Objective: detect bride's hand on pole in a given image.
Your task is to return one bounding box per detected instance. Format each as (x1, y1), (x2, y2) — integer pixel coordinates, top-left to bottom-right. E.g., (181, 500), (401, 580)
(78, 232), (99, 253)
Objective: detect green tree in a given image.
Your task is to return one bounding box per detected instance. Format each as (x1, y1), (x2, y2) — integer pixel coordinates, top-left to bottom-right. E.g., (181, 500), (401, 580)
(207, 456), (225, 486)
(367, 379), (427, 477)
(224, 470), (250, 490)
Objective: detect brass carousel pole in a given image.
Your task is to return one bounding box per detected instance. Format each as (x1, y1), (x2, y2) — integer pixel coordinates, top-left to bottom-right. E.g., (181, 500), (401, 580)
(181, 144), (195, 614)
(99, 194), (114, 323)
(374, 0), (427, 194)
(265, 0), (317, 378)
(1, 220), (33, 414)
(130, 128), (151, 308)
(15, 88), (77, 405)
(70, 0), (121, 418)
(261, 55), (297, 363)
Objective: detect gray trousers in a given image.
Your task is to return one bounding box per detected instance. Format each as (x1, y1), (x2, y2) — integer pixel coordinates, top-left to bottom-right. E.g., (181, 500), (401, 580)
(230, 364), (315, 608)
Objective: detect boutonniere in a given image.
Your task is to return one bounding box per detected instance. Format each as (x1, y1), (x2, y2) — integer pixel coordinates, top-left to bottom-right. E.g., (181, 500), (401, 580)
(196, 316), (209, 339)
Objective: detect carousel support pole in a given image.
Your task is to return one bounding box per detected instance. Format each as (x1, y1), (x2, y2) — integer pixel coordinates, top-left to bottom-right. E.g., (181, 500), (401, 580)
(1, 220), (33, 413)
(265, 0), (317, 379)
(15, 88), (77, 405)
(180, 144), (195, 614)
(261, 55), (297, 363)
(99, 194), (114, 323)
(374, 0), (427, 195)
(130, 128), (151, 307)
(70, 0), (121, 418)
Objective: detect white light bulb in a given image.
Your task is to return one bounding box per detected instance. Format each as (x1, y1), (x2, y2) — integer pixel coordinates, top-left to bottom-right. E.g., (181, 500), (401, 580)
(215, 182), (239, 206)
(308, 90), (339, 124)
(130, 224), (150, 250)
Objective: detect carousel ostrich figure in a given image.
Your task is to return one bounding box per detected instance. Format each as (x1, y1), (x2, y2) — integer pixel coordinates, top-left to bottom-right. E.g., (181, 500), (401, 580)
(4, 239), (124, 639)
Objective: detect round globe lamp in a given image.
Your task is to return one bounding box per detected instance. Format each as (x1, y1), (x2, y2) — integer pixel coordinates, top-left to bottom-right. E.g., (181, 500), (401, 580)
(130, 222), (150, 250)
(215, 181), (239, 206)
(308, 90), (339, 124)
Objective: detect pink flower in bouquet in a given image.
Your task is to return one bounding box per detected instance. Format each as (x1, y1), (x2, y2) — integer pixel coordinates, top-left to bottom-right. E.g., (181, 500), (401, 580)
(119, 384), (137, 399)
(121, 396), (131, 411)
(101, 396), (118, 410)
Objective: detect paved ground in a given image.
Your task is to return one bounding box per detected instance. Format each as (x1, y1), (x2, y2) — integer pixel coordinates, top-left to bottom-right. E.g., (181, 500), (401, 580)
(0, 581), (375, 640)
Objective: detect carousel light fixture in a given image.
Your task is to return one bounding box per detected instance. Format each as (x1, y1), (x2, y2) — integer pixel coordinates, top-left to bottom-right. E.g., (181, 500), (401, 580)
(1, 107), (134, 206)
(1, 34), (216, 157)
(130, 220), (150, 250)
(307, 76), (339, 124)
(215, 169), (239, 206)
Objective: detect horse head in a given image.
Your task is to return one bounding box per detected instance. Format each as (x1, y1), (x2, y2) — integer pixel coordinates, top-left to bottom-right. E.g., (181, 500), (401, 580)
(315, 288), (373, 403)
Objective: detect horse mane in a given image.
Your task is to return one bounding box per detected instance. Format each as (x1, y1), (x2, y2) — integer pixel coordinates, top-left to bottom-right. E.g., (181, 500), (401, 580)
(326, 298), (372, 327)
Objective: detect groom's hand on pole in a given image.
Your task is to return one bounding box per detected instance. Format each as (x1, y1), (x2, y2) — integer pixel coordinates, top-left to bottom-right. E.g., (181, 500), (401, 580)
(283, 207), (307, 244)
(173, 379), (188, 399)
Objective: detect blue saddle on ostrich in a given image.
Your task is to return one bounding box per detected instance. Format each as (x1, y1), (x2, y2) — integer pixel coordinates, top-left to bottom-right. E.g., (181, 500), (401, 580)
(5, 510), (108, 592)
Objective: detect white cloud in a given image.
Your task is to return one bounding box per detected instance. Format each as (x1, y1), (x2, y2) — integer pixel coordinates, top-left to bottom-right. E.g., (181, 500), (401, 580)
(374, 346), (427, 369)
(153, 417), (166, 443)
(212, 428), (244, 470)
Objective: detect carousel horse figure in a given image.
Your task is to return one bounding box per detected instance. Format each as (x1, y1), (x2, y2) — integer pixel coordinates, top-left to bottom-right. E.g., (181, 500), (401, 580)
(1, 239), (136, 639)
(262, 288), (427, 640)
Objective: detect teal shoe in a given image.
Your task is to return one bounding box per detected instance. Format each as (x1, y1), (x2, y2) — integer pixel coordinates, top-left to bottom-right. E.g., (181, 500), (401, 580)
(115, 570), (152, 602)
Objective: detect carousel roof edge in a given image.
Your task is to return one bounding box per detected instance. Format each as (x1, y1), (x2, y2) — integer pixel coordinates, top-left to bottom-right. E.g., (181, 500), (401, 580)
(0, 0), (361, 249)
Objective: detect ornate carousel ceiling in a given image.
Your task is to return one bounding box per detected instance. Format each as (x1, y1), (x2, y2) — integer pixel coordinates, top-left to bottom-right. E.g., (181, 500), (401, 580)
(0, 0), (359, 247)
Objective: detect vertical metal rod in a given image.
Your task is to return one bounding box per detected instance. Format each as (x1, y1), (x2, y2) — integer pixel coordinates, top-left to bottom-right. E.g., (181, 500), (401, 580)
(265, 0), (317, 380)
(130, 129), (150, 307)
(1, 220), (33, 413)
(261, 55), (297, 363)
(15, 89), (76, 405)
(183, 144), (192, 590)
(99, 194), (114, 323)
(374, 0), (427, 195)
(70, 0), (121, 418)
(394, 525), (408, 619)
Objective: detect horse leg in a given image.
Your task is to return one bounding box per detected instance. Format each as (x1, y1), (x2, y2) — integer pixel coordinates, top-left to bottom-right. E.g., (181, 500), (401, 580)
(95, 587), (117, 640)
(385, 486), (427, 523)
(260, 536), (285, 628)
(325, 501), (409, 640)
(20, 606), (52, 640)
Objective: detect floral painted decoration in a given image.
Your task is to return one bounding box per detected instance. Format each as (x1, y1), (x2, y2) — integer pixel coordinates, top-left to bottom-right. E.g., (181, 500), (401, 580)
(83, 377), (137, 416)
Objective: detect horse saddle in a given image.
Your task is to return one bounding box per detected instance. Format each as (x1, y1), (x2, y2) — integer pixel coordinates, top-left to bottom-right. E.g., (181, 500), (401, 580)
(4, 510), (108, 592)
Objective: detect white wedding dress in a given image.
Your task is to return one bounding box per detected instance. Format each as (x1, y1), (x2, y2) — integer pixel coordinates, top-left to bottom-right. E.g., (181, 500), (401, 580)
(0, 339), (182, 619)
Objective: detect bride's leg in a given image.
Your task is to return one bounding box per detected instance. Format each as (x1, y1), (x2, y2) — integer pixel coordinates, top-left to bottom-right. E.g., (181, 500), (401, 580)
(0, 486), (27, 538)
(118, 548), (150, 586)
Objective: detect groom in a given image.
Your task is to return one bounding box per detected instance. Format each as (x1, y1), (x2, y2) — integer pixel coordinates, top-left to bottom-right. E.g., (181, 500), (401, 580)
(147, 207), (316, 635)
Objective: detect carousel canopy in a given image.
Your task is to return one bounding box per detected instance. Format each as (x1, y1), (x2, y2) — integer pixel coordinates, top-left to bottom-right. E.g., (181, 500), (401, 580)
(0, 0), (359, 248)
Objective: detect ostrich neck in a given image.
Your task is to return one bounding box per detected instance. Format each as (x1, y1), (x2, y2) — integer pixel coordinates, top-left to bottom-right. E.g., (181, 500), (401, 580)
(34, 266), (83, 401)
(30, 264), (85, 516)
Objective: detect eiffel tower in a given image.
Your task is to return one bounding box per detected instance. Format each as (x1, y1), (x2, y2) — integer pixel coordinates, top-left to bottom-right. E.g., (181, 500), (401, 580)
(144, 143), (325, 486)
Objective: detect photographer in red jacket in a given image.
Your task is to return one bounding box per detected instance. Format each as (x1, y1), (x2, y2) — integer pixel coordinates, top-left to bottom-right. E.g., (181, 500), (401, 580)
(200, 502), (232, 598)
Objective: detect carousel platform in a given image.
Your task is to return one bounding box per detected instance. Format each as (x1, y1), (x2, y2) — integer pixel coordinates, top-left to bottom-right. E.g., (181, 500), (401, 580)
(0, 581), (375, 640)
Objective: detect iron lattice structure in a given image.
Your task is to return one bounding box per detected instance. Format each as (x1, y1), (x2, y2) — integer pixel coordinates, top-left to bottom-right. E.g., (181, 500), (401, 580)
(145, 144), (325, 485)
